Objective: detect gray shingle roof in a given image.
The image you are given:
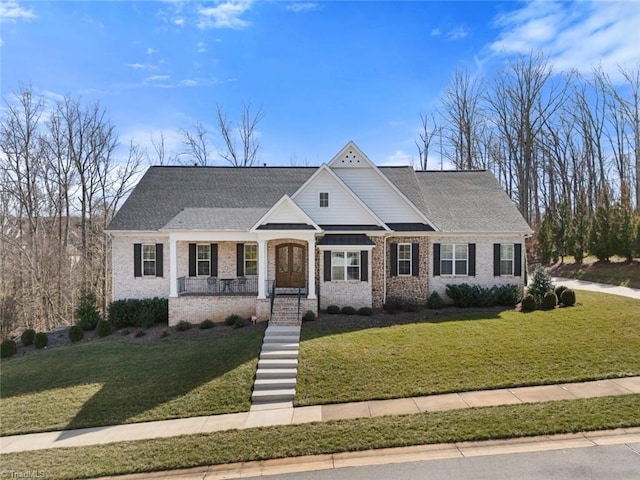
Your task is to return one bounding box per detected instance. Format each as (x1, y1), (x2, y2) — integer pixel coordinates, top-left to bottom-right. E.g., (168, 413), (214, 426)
(107, 166), (315, 231)
(415, 170), (532, 233)
(108, 164), (531, 234)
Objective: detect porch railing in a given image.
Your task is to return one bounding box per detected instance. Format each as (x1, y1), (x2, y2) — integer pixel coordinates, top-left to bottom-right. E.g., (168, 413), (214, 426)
(177, 276), (259, 296)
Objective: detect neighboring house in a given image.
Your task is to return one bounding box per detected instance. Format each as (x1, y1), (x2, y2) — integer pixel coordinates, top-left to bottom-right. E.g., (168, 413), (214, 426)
(106, 142), (532, 325)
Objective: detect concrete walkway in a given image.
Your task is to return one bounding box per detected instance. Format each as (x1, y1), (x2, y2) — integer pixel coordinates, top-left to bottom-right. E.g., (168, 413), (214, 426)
(551, 277), (640, 299)
(2, 376), (639, 454)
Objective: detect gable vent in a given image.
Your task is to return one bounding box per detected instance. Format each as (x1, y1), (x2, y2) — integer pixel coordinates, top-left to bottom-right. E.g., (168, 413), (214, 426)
(341, 150), (361, 164)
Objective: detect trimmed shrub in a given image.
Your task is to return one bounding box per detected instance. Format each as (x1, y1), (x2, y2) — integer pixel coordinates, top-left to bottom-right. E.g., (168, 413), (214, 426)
(96, 319), (111, 337)
(75, 290), (101, 331)
(383, 298), (403, 314)
(1, 339), (17, 358)
(33, 332), (48, 349)
(224, 314), (242, 326)
(233, 317), (248, 329)
(427, 291), (444, 309)
(107, 297), (169, 329)
(520, 295), (536, 312)
(341, 306), (357, 315)
(541, 292), (558, 310)
(561, 289), (576, 307)
(302, 310), (316, 322)
(445, 284), (476, 308)
(21, 328), (36, 347)
(555, 285), (568, 300)
(200, 319), (215, 329)
(68, 325), (84, 343)
(176, 320), (191, 331)
(358, 307), (373, 316)
(134, 329), (146, 337)
(493, 285), (523, 307)
(327, 305), (340, 314)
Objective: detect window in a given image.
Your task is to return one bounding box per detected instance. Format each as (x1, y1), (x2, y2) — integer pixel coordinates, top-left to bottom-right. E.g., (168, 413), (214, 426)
(331, 251), (360, 280)
(142, 244), (156, 276)
(441, 244), (468, 276)
(319, 192), (329, 207)
(244, 243), (257, 276)
(398, 244), (412, 276)
(197, 244), (211, 276)
(500, 244), (514, 275)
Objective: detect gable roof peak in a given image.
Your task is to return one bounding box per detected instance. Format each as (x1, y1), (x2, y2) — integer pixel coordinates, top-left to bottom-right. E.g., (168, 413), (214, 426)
(328, 141), (375, 169)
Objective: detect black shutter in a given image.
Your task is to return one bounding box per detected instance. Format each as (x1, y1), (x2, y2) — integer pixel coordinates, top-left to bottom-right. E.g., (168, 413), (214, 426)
(433, 243), (440, 276)
(360, 250), (368, 281)
(211, 243), (218, 277)
(390, 243), (398, 276)
(237, 244), (244, 277)
(324, 251), (331, 281)
(493, 243), (501, 277)
(468, 243), (476, 277)
(411, 243), (420, 277)
(134, 244), (142, 277)
(155, 244), (163, 277)
(189, 243), (196, 277)
(514, 243), (522, 277)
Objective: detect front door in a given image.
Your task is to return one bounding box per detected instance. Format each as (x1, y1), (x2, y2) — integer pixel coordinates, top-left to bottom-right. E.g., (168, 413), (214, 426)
(276, 243), (306, 288)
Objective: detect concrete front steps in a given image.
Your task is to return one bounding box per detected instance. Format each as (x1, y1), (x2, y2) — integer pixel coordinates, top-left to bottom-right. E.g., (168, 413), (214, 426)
(251, 325), (301, 410)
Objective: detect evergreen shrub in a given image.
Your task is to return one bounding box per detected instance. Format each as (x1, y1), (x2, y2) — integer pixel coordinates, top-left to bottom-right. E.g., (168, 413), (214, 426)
(302, 310), (316, 322)
(68, 325), (84, 342)
(96, 319), (111, 337)
(327, 305), (340, 314)
(521, 295), (536, 313)
(199, 319), (215, 329)
(427, 291), (444, 309)
(176, 321), (191, 331)
(21, 329), (35, 347)
(341, 306), (356, 315)
(357, 307), (373, 316)
(561, 289), (576, 307)
(33, 332), (48, 349)
(1, 339), (17, 358)
(541, 292), (558, 310)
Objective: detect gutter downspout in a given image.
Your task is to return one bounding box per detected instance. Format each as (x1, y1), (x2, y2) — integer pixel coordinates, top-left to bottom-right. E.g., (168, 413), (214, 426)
(383, 234), (388, 306)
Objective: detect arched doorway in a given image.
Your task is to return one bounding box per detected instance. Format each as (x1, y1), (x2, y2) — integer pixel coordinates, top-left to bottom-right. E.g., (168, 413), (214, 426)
(275, 243), (306, 288)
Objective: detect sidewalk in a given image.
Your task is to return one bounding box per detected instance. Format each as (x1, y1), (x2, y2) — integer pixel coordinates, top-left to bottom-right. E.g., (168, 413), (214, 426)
(551, 277), (640, 299)
(2, 376), (639, 454)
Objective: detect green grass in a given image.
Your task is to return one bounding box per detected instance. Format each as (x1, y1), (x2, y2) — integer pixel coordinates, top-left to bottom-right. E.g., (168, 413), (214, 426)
(1, 395), (638, 480)
(548, 257), (640, 288)
(0, 332), (263, 436)
(296, 291), (640, 406)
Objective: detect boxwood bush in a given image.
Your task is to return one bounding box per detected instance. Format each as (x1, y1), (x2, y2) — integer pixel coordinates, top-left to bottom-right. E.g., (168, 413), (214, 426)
(302, 310), (316, 322)
(199, 319), (215, 329)
(176, 320), (191, 331)
(96, 319), (111, 337)
(521, 294), (536, 312)
(561, 289), (576, 306)
(326, 305), (340, 314)
(446, 284), (523, 308)
(108, 297), (168, 329)
(1, 339), (17, 358)
(68, 325), (84, 342)
(33, 332), (48, 349)
(357, 307), (373, 316)
(341, 306), (357, 315)
(224, 314), (242, 326)
(426, 291), (444, 309)
(541, 292), (558, 310)
(20, 328), (35, 347)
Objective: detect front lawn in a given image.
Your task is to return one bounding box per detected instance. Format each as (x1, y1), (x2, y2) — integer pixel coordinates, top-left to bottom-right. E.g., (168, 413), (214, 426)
(0, 331), (263, 436)
(547, 256), (640, 288)
(296, 291), (640, 406)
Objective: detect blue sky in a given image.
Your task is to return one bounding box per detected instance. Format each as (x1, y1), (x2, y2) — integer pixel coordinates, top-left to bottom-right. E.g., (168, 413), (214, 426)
(1, 0), (639, 167)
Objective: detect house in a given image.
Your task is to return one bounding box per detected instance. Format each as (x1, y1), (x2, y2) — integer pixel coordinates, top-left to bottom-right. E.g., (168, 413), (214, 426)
(106, 142), (533, 326)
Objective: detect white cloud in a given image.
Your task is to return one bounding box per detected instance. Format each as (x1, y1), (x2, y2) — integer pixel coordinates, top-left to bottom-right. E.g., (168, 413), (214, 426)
(430, 28), (441, 37)
(490, 0), (640, 83)
(381, 149), (414, 167)
(197, 41), (207, 53)
(447, 26), (469, 40)
(126, 62), (159, 71)
(0, 0), (36, 23)
(146, 48), (158, 55)
(197, 1), (252, 29)
(173, 16), (185, 26)
(146, 74), (170, 82)
(285, 2), (320, 13)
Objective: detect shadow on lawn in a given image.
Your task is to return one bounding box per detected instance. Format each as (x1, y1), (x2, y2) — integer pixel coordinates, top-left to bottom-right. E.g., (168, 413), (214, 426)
(301, 306), (509, 341)
(1, 326), (265, 438)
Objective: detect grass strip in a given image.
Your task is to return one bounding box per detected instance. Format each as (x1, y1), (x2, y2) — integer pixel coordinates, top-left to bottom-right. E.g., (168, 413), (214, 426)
(297, 291), (640, 405)
(2, 395), (639, 480)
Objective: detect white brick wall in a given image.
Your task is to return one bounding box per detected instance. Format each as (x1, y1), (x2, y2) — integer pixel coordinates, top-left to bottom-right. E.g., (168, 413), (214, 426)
(428, 235), (526, 300)
(112, 235), (170, 300)
(168, 296), (258, 325)
(318, 251), (373, 309)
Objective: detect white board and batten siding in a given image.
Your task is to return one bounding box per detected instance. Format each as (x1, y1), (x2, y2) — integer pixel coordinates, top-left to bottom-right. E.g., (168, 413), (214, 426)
(293, 168), (381, 226)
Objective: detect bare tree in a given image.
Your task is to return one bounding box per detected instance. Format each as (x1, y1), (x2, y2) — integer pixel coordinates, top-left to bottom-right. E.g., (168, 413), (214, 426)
(415, 113), (439, 170)
(217, 103), (265, 167)
(178, 122), (211, 166)
(148, 131), (178, 165)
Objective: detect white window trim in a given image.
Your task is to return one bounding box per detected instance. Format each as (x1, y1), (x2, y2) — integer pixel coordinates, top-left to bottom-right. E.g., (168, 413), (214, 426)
(397, 243), (412, 277)
(244, 243), (258, 276)
(500, 243), (514, 276)
(330, 250), (361, 282)
(319, 192), (329, 208)
(196, 243), (211, 277)
(441, 243), (468, 276)
(142, 243), (156, 277)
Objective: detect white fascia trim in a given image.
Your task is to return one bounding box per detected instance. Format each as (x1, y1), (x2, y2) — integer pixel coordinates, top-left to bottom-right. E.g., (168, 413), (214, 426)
(317, 244), (375, 251)
(249, 194), (322, 232)
(105, 230), (167, 237)
(328, 141), (439, 231)
(428, 231), (532, 238)
(291, 164), (390, 231)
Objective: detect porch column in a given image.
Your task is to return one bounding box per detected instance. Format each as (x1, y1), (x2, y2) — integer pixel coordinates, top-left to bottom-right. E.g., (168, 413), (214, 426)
(307, 238), (316, 299)
(257, 239), (268, 298)
(169, 238), (178, 297)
